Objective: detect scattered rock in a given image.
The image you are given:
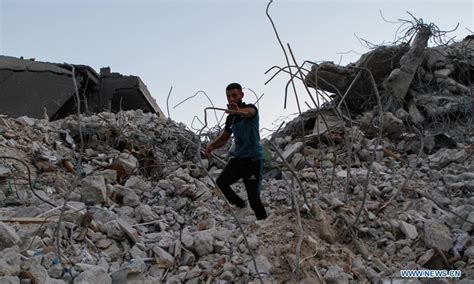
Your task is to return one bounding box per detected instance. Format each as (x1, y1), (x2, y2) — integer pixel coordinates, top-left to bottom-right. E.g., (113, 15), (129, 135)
(0, 223), (20, 250)
(281, 141), (304, 161)
(116, 218), (143, 244)
(115, 153), (138, 176)
(399, 221), (418, 240)
(417, 249), (435, 266)
(0, 246), (20, 276)
(0, 276), (20, 284)
(193, 231), (214, 257)
(323, 265), (351, 283)
(247, 255), (272, 276)
(74, 265), (111, 284)
(465, 246), (474, 259)
(80, 175), (107, 205)
(429, 149), (467, 169)
(424, 220), (453, 252)
(152, 246), (175, 268)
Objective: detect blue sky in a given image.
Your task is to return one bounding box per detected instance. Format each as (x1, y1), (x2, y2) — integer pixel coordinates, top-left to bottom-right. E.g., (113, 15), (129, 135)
(1, 0), (472, 135)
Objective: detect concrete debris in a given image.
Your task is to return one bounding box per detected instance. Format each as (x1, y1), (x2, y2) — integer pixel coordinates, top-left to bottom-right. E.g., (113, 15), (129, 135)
(116, 153), (138, 177)
(74, 265), (112, 284)
(303, 34), (474, 120)
(80, 175), (107, 205)
(0, 166), (10, 178)
(248, 255), (272, 276)
(0, 246), (20, 277)
(323, 265), (351, 283)
(1, 36), (474, 283)
(399, 221), (418, 240)
(384, 26), (431, 100)
(423, 220), (454, 252)
(429, 148), (467, 169)
(0, 223), (20, 251)
(154, 246), (175, 269)
(281, 141), (305, 161)
(417, 248), (435, 266)
(193, 231), (215, 257)
(0, 276), (20, 284)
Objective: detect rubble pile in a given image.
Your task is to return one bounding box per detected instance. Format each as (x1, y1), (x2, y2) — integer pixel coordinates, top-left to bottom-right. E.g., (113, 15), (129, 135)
(0, 110), (355, 283)
(0, 32), (473, 283)
(304, 33), (474, 123)
(265, 115), (473, 282)
(263, 29), (474, 282)
(0, 106), (472, 283)
(0, 110), (264, 283)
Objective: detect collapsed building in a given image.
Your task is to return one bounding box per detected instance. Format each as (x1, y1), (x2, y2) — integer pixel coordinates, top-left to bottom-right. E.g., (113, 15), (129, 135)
(0, 26), (472, 283)
(304, 33), (473, 123)
(275, 31), (473, 147)
(0, 55), (164, 121)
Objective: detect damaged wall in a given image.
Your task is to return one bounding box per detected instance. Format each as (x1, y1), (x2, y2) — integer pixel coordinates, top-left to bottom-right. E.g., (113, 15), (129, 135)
(0, 56), (165, 120)
(0, 56), (75, 119)
(99, 68), (165, 117)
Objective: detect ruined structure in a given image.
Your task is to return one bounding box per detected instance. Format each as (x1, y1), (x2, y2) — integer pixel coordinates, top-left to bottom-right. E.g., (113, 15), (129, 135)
(304, 35), (474, 122)
(0, 56), (164, 121)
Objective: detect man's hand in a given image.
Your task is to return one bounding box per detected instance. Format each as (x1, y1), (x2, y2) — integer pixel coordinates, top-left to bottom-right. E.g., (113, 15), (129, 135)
(226, 102), (239, 113)
(226, 102), (255, 117)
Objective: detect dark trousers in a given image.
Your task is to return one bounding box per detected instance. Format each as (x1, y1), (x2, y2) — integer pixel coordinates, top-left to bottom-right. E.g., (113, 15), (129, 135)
(216, 157), (268, 220)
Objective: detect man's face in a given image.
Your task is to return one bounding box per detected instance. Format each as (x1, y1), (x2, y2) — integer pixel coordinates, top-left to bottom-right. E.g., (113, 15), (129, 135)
(226, 88), (244, 104)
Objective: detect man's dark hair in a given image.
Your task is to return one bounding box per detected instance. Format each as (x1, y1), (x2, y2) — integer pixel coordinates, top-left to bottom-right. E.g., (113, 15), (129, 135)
(226, 83), (242, 91)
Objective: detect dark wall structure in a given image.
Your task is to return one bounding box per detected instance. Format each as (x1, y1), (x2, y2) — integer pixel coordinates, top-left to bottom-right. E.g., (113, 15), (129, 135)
(0, 55), (164, 120)
(99, 67), (164, 116)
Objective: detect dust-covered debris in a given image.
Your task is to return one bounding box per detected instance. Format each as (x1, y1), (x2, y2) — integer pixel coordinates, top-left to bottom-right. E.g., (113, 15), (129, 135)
(1, 17), (474, 283)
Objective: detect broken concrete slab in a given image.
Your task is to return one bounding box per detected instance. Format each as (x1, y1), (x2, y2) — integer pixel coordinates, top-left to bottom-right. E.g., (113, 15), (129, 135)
(399, 221), (418, 240)
(423, 220), (453, 252)
(417, 248), (435, 266)
(384, 26), (431, 100)
(80, 175), (107, 205)
(193, 231), (214, 257)
(0, 246), (20, 276)
(280, 141), (304, 161)
(115, 153), (138, 176)
(0, 166), (10, 179)
(248, 255), (272, 276)
(152, 246), (175, 268)
(73, 265), (111, 284)
(0, 222), (20, 250)
(382, 112), (404, 138)
(414, 93), (474, 117)
(0, 276), (20, 284)
(323, 265), (351, 283)
(407, 99), (425, 124)
(116, 218), (143, 244)
(429, 149), (467, 169)
(311, 113), (344, 136)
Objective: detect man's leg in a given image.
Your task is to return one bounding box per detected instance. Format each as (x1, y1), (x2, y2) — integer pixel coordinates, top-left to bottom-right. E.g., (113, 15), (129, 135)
(216, 158), (246, 208)
(243, 158), (267, 220)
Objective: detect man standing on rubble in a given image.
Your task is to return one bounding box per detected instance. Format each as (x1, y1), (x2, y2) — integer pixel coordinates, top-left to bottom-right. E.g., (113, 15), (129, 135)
(205, 83), (268, 220)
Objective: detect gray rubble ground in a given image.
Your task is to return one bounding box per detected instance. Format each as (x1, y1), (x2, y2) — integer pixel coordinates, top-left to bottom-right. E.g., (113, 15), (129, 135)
(0, 106), (473, 283)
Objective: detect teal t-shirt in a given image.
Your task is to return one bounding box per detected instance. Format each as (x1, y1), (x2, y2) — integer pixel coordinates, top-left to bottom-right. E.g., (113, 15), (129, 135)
(224, 103), (263, 159)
